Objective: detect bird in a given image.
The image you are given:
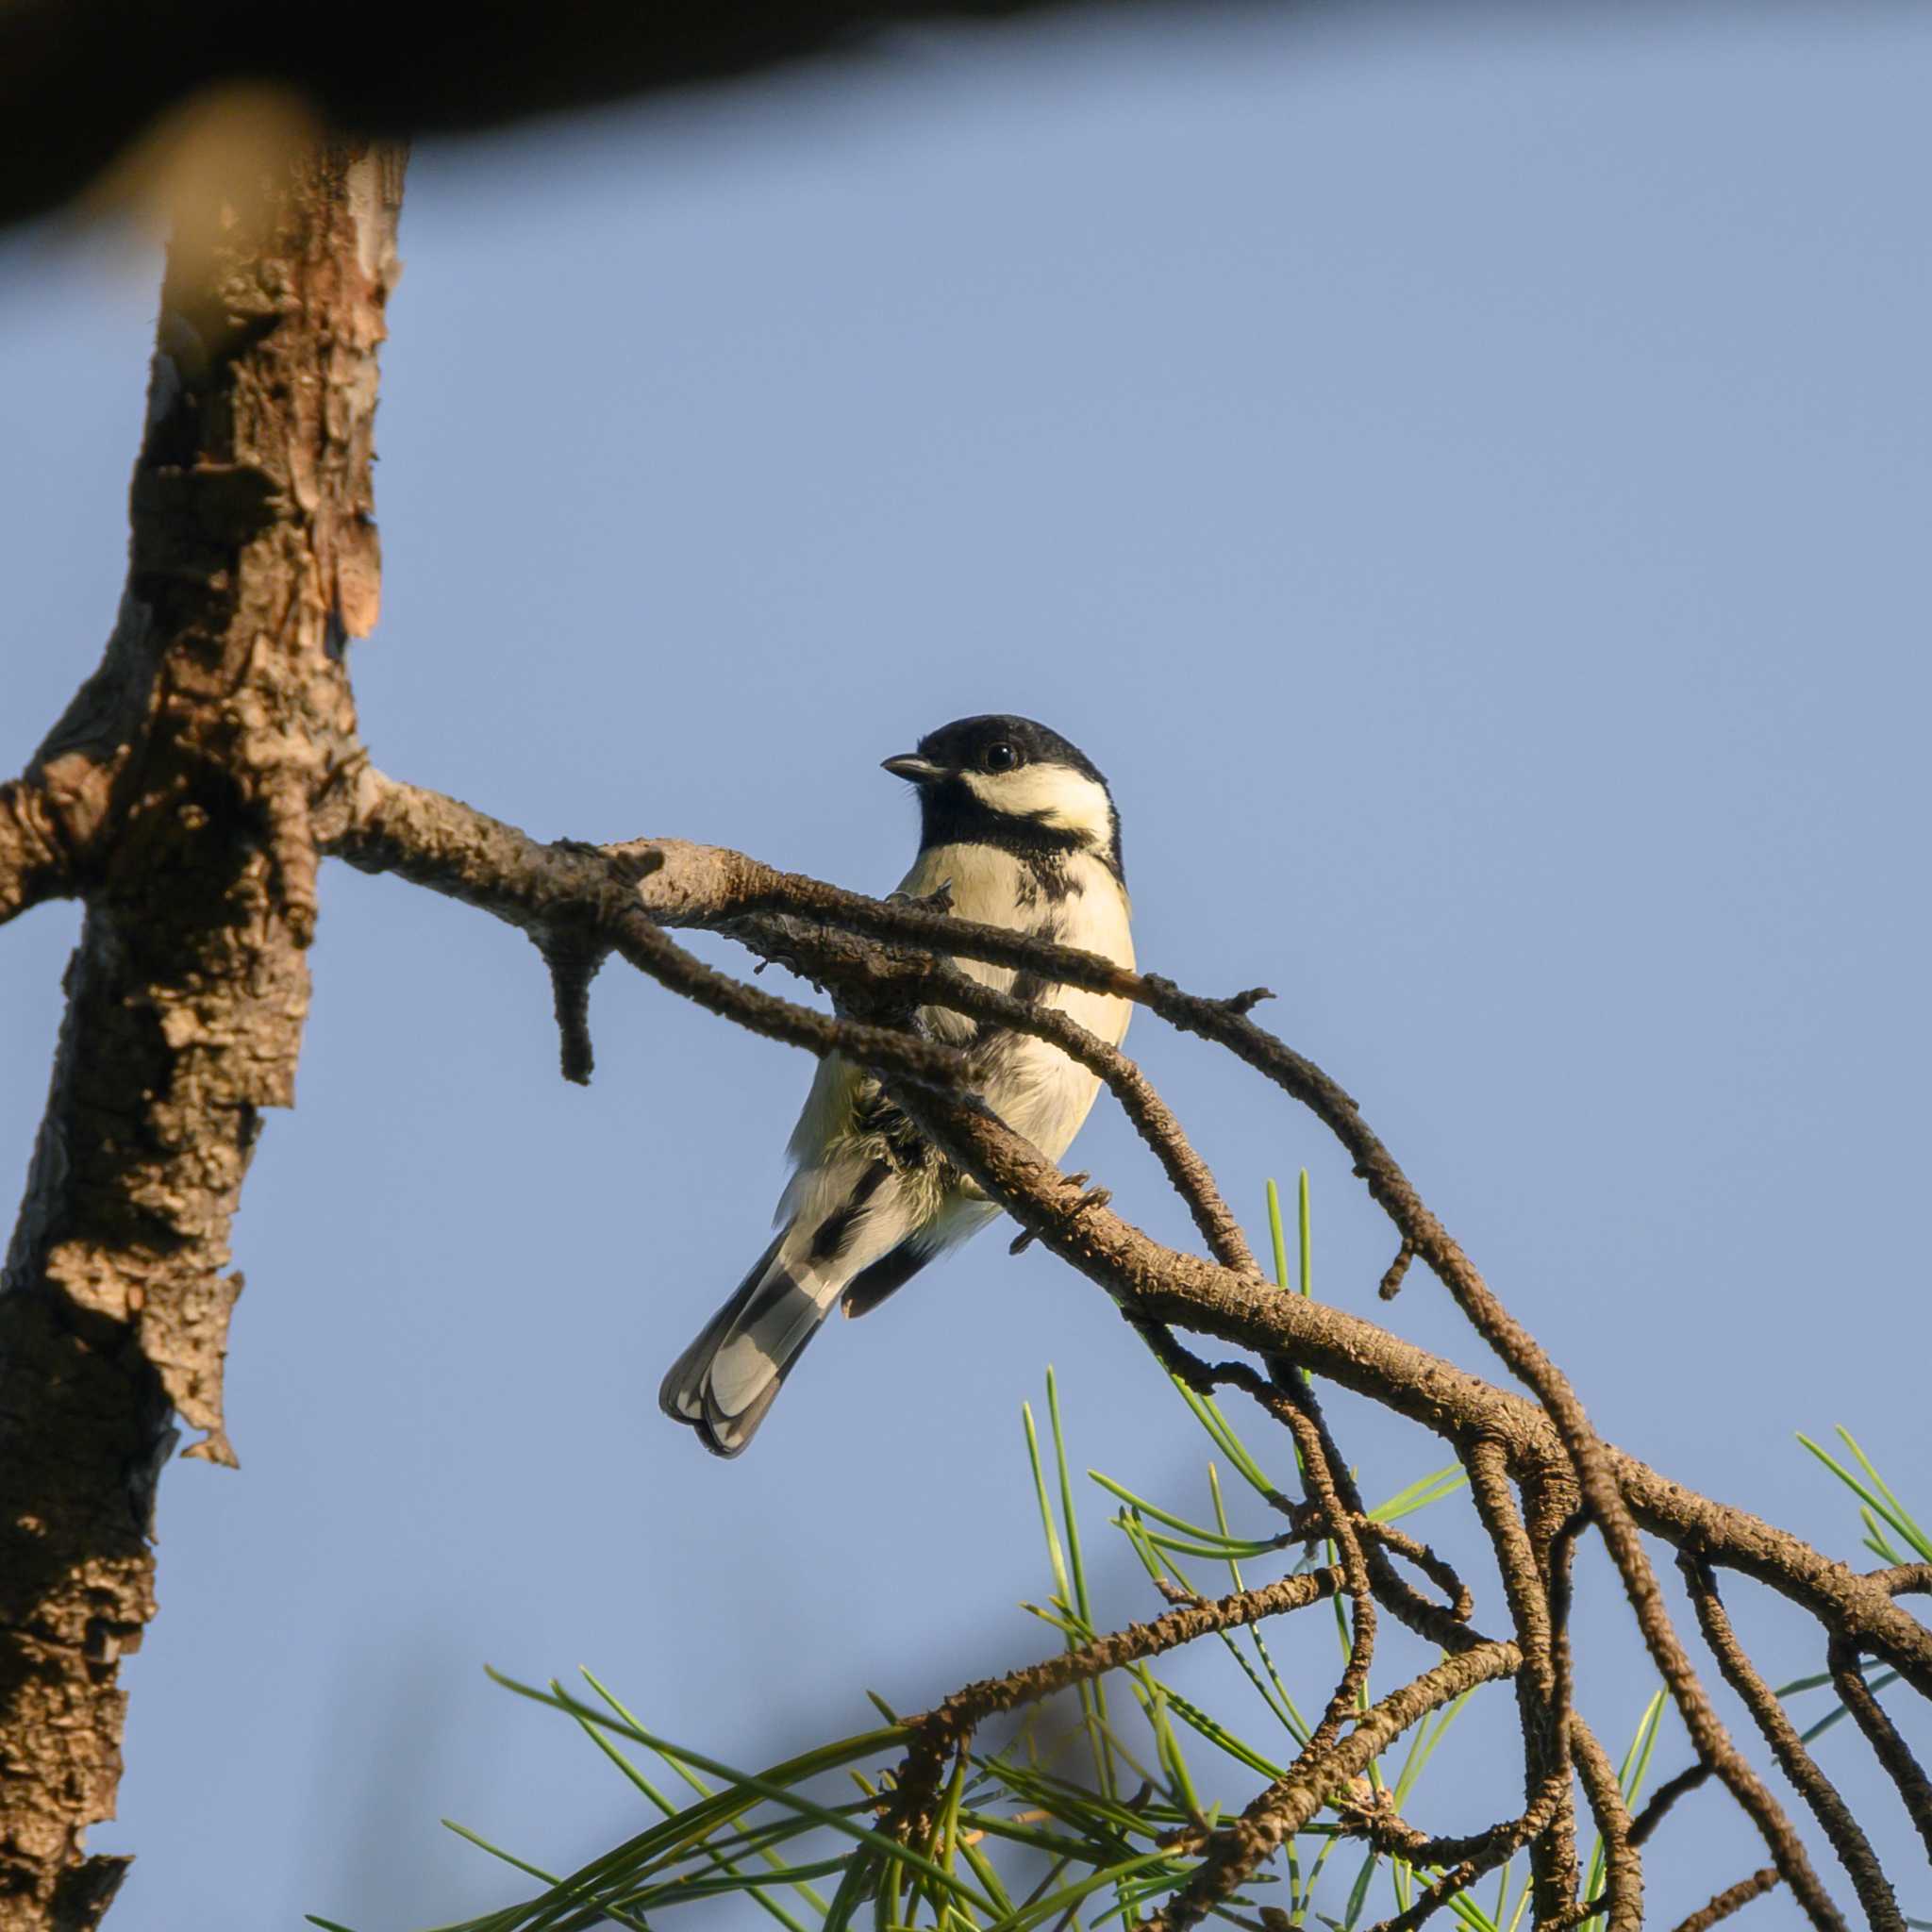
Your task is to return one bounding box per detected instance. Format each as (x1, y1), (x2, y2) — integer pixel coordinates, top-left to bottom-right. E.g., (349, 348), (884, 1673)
(659, 714), (1135, 1457)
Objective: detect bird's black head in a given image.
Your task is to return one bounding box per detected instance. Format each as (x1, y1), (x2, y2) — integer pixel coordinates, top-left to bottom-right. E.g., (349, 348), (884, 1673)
(881, 714), (1123, 876)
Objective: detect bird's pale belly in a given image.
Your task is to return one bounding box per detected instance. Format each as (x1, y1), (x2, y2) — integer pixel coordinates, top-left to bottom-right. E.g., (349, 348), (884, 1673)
(899, 838), (1133, 1162)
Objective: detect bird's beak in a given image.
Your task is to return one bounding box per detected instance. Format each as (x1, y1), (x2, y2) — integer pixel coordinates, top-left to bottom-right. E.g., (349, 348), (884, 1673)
(881, 754), (945, 784)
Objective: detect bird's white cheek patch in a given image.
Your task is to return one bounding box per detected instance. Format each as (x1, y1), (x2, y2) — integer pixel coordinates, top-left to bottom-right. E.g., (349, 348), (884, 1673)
(963, 765), (1115, 841)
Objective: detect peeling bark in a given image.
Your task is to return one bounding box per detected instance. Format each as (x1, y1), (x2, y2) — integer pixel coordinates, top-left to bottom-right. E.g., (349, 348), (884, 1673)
(0, 144), (404, 1930)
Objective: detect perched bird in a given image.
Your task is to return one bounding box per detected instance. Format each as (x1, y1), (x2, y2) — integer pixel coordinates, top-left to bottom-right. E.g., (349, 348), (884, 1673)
(659, 714), (1134, 1456)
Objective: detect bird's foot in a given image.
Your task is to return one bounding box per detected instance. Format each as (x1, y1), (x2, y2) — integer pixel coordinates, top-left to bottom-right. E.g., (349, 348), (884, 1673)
(885, 879), (955, 915)
(1008, 1174), (1111, 1255)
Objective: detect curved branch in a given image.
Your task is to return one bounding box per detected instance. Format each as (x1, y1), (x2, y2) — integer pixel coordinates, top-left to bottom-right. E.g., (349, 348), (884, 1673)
(1681, 1557), (1897, 1930)
(1671, 1868), (1782, 1932)
(1356, 1774), (1568, 1932)
(905, 963), (1259, 1276)
(331, 775), (1932, 1932)
(1825, 1637), (1932, 1864)
(1569, 1717), (1641, 1932)
(328, 781), (1932, 1702)
(1137, 1642), (1523, 1932)
(1464, 1438), (1582, 1923)
(885, 1566), (1345, 1847)
(1629, 1760), (1712, 1848)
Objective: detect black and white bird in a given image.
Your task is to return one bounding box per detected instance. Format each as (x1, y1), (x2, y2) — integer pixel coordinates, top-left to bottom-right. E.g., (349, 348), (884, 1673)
(659, 715), (1135, 1456)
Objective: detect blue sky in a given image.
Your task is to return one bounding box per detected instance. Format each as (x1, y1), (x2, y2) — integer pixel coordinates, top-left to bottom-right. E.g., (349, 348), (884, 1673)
(2, 3), (1928, 1924)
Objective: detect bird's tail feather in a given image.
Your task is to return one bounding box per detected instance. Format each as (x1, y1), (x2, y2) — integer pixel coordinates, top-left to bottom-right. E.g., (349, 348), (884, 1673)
(658, 1230), (844, 1457)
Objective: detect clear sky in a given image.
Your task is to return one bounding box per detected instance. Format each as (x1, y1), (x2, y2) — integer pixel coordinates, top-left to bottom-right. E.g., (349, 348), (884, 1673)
(3, 3), (1928, 1924)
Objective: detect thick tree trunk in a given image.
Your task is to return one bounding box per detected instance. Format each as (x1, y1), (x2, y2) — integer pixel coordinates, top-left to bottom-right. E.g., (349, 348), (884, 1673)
(0, 143), (404, 1930)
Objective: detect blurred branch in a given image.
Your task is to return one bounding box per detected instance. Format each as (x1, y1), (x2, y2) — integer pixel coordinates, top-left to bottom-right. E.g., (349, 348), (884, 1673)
(1, 0), (1176, 231)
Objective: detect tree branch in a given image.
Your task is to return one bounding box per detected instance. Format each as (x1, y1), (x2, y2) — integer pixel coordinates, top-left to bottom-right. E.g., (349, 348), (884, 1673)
(1136, 1643), (1523, 1932)
(330, 781), (1932, 1704)
(885, 1567), (1345, 1848)
(1680, 1557), (1896, 1931)
(1670, 1867), (1782, 1932)
(0, 142), (403, 1929)
(1464, 1438), (1581, 1924)
(327, 775), (1932, 1931)
(1824, 1637), (1932, 1865)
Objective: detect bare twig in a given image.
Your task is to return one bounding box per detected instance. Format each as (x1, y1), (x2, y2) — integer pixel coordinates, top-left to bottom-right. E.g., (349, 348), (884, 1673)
(1267, 1375), (1378, 1759)
(1670, 1867), (1782, 1932)
(1681, 1556), (1893, 1930)
(319, 777), (1932, 1932)
(911, 965), (1259, 1276)
(1826, 1636), (1932, 1863)
(1569, 1716), (1641, 1932)
(1377, 1239), (1416, 1302)
(884, 1568), (1345, 1847)
(531, 921), (610, 1085)
(1629, 1760), (1712, 1847)
(1464, 1439), (1581, 1924)
(1136, 1643), (1524, 1932)
(1353, 1774), (1569, 1932)
(329, 782), (1932, 1698)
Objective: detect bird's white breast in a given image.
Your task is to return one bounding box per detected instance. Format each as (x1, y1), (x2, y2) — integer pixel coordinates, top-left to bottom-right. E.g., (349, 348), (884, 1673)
(896, 841), (1132, 1163)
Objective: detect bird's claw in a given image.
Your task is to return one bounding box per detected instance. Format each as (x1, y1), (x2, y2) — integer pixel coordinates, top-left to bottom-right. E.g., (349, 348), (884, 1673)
(885, 879), (955, 915)
(1011, 1175), (1111, 1255)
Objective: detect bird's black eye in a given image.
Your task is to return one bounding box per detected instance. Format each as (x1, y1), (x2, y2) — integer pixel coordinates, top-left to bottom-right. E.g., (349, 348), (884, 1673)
(982, 741), (1021, 773)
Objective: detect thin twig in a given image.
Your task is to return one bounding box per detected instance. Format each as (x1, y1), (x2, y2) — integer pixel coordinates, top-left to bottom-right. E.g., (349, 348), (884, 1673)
(1377, 1240), (1416, 1302)
(902, 961), (1259, 1276)
(1670, 1867), (1781, 1932)
(1354, 1774), (1569, 1932)
(1268, 1375), (1378, 1759)
(1135, 1643), (1524, 1932)
(532, 921), (609, 1085)
(1629, 1761), (1712, 1847)
(882, 1568), (1344, 1848)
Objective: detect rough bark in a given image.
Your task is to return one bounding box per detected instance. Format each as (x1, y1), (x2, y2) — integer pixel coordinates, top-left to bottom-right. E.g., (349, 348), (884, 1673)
(0, 145), (403, 1930)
